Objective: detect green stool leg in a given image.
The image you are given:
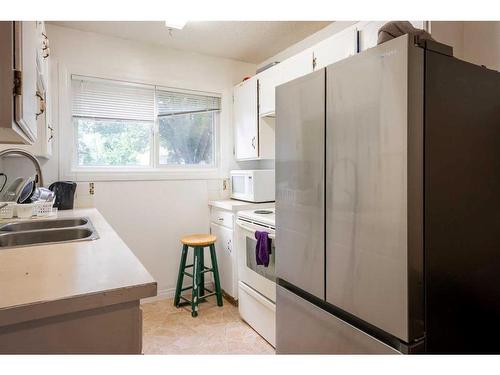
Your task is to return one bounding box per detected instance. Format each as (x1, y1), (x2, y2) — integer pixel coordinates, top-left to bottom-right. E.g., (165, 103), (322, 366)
(199, 248), (205, 297)
(173, 244), (189, 307)
(209, 243), (223, 307)
(191, 247), (200, 317)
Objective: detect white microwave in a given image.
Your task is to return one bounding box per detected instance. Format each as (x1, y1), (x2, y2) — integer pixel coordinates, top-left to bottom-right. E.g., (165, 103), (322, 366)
(230, 170), (275, 202)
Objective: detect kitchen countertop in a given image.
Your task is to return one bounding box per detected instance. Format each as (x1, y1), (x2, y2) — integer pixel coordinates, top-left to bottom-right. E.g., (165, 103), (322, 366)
(0, 208), (157, 327)
(208, 199), (275, 212)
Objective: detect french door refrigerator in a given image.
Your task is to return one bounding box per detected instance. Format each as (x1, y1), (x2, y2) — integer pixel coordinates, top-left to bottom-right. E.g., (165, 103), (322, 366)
(275, 34), (500, 354)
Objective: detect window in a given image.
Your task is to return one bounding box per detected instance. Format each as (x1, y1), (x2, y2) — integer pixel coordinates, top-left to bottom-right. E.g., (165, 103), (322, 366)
(157, 90), (220, 166)
(71, 75), (220, 171)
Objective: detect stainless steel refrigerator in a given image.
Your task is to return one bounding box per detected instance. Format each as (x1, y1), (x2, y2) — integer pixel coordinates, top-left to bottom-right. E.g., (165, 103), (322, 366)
(275, 34), (500, 354)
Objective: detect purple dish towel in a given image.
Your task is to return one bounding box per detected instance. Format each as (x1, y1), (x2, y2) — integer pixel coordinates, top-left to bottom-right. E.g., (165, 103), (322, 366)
(255, 230), (272, 267)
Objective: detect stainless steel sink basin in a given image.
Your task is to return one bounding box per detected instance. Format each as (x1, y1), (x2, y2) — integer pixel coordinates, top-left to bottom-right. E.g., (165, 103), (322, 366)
(0, 217), (99, 249)
(0, 218), (88, 232)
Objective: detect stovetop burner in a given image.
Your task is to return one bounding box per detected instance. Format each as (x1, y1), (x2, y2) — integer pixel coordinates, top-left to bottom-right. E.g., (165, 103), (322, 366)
(254, 210), (273, 215)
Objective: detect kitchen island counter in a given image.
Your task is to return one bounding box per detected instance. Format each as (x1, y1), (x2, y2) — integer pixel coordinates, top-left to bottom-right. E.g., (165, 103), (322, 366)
(0, 208), (157, 353)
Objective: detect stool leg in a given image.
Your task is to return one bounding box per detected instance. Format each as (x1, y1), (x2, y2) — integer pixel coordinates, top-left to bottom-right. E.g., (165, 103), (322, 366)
(209, 243), (223, 307)
(191, 247), (200, 317)
(174, 244), (189, 307)
(199, 247), (205, 297)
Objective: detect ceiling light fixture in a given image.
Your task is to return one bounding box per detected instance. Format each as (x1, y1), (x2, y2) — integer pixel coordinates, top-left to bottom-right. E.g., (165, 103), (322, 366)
(165, 20), (188, 30)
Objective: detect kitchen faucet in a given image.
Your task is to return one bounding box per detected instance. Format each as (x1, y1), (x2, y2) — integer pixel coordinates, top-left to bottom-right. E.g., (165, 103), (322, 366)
(0, 148), (44, 188)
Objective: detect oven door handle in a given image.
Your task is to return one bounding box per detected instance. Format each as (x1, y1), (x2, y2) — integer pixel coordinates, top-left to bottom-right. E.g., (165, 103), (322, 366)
(236, 221), (276, 239)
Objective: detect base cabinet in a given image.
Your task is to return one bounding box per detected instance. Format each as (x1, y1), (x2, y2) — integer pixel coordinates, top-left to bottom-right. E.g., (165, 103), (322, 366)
(0, 301), (143, 354)
(210, 222), (235, 299)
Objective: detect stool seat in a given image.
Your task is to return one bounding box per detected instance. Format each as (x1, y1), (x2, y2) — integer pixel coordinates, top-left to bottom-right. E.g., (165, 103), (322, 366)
(181, 234), (217, 246)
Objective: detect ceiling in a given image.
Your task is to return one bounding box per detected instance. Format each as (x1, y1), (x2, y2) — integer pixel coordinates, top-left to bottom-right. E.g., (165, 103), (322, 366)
(48, 21), (332, 64)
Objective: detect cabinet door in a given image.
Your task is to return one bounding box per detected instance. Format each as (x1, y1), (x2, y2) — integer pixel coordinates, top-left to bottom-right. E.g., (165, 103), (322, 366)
(258, 66), (279, 116)
(210, 223), (235, 297)
(14, 21), (38, 143)
(277, 47), (313, 87)
(313, 26), (357, 70)
(234, 76), (258, 160)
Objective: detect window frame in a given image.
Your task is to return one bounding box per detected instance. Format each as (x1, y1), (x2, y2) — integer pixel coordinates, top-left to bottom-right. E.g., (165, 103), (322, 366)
(60, 70), (222, 181)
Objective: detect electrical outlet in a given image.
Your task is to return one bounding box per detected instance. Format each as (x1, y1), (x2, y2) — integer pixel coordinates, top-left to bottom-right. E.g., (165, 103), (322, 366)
(222, 179), (228, 191)
(89, 182), (95, 195)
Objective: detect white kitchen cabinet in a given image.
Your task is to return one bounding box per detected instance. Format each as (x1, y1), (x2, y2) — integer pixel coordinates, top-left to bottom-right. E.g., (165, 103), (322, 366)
(257, 65), (279, 117)
(0, 21), (53, 157)
(0, 21), (39, 144)
(210, 222), (234, 300)
(256, 47), (313, 121)
(277, 47), (313, 87)
(209, 206), (237, 300)
(313, 26), (357, 70)
(234, 76), (258, 160)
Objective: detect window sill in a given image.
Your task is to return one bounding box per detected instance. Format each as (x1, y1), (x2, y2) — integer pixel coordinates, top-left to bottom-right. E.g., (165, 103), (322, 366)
(62, 167), (222, 182)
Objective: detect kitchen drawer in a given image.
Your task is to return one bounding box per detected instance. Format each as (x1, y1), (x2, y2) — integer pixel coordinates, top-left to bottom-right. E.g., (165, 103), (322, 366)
(239, 281), (276, 347)
(210, 208), (234, 229)
(276, 285), (400, 354)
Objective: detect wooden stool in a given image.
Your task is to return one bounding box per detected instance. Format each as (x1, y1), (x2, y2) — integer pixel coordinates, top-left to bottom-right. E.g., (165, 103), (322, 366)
(173, 234), (223, 317)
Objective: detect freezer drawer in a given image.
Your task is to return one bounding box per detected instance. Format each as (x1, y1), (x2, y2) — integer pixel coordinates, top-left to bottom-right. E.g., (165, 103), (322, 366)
(276, 285), (399, 354)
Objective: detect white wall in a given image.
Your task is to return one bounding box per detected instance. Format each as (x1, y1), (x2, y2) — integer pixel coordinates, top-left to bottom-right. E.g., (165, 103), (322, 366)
(431, 21), (500, 71)
(10, 24), (257, 299)
(463, 22), (500, 71)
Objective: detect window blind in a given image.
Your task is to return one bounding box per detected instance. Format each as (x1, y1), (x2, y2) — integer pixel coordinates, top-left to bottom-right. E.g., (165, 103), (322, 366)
(72, 76), (155, 121)
(157, 89), (221, 117)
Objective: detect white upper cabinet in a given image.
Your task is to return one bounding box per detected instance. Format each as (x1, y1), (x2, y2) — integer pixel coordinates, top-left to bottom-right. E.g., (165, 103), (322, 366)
(257, 65), (279, 117)
(234, 76), (259, 160)
(233, 21), (428, 161)
(0, 21), (38, 144)
(312, 26), (357, 70)
(0, 21), (53, 156)
(257, 48), (313, 120)
(277, 47), (314, 87)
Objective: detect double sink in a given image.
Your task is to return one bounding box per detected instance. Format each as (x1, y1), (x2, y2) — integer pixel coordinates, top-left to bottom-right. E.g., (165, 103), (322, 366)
(0, 217), (99, 249)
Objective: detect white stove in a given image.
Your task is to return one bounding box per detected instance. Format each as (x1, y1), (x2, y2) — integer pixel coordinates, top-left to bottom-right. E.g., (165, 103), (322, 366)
(236, 205), (276, 347)
(237, 207), (275, 228)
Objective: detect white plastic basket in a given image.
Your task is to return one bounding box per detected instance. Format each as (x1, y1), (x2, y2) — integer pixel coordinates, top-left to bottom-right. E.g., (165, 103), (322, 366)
(0, 202), (15, 219)
(35, 201), (55, 217)
(16, 203), (36, 219)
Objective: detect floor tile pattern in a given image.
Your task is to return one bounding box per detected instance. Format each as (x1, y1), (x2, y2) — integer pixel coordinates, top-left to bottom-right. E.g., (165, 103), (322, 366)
(142, 298), (275, 354)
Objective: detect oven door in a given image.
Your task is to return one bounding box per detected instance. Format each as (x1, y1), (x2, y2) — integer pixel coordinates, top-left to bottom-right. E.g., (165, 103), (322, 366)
(236, 219), (276, 302)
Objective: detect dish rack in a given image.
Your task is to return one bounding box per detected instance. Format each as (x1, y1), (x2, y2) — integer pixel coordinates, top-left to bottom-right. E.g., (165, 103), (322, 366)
(34, 201), (56, 217)
(0, 201), (56, 219)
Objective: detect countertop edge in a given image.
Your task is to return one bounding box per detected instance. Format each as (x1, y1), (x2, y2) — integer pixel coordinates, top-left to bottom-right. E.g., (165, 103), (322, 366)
(208, 199), (275, 212)
(0, 281), (157, 327)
